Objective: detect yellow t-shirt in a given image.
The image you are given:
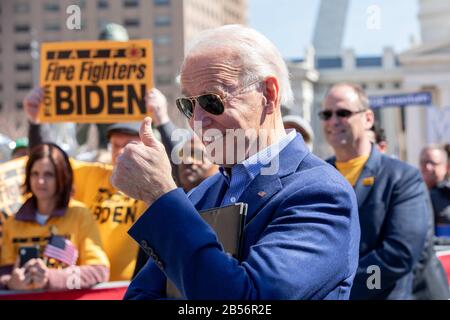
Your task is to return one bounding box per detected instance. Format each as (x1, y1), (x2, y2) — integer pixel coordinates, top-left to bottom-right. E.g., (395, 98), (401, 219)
(1, 200), (109, 269)
(336, 155), (370, 187)
(70, 160), (148, 281)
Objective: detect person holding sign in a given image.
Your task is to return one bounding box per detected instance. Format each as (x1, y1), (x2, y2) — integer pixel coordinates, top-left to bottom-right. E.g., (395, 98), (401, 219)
(113, 25), (360, 300)
(23, 88), (151, 281)
(0, 143), (109, 290)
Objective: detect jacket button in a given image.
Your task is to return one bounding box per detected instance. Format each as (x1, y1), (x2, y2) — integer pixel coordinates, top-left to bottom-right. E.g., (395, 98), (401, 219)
(140, 240), (148, 248)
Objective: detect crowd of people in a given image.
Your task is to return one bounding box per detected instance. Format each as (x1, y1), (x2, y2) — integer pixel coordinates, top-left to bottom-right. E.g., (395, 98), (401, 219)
(0, 24), (449, 299)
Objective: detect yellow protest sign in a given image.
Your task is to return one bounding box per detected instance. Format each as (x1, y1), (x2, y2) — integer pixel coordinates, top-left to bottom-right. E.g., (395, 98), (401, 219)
(39, 40), (154, 123)
(0, 156), (27, 219)
(0, 157), (28, 255)
(0, 156), (27, 251)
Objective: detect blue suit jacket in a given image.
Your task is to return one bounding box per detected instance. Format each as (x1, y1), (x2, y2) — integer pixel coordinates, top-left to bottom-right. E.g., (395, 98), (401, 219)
(125, 135), (360, 300)
(328, 146), (429, 299)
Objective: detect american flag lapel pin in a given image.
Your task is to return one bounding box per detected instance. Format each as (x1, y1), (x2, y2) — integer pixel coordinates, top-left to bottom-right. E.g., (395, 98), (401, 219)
(257, 191), (267, 198)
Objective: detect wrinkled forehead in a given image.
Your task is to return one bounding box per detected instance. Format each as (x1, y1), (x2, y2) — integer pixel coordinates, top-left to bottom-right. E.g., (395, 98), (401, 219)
(180, 49), (242, 95)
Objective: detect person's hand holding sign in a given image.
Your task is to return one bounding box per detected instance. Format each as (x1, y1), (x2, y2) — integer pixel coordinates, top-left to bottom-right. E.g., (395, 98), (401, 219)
(23, 87), (44, 124)
(145, 88), (170, 127)
(111, 117), (177, 206)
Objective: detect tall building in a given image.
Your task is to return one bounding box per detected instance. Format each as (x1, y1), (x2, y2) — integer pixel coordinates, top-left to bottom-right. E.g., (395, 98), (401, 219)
(418, 0), (450, 44)
(0, 0), (247, 134)
(312, 0), (349, 58)
(289, 0), (450, 166)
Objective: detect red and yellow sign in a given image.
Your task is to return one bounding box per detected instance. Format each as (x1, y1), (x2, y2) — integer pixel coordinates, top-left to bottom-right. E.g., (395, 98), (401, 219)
(39, 40), (153, 123)
(0, 156), (27, 252)
(0, 156), (27, 218)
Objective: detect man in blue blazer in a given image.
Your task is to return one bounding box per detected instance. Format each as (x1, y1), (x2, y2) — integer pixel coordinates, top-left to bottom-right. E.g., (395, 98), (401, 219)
(321, 83), (430, 299)
(111, 25), (360, 300)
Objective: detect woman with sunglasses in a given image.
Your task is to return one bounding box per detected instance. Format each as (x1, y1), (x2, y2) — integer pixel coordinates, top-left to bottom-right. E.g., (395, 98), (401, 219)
(0, 143), (109, 291)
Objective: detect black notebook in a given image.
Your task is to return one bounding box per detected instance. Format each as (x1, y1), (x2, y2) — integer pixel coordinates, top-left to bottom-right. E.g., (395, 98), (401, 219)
(166, 202), (248, 299)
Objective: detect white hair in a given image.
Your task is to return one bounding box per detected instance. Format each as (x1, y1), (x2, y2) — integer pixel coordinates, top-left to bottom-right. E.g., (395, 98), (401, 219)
(182, 24), (294, 106)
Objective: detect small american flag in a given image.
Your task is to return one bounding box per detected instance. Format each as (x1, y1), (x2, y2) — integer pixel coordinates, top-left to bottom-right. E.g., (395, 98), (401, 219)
(44, 235), (78, 266)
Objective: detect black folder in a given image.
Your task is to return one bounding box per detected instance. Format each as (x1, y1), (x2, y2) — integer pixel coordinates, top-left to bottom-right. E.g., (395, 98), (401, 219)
(166, 202), (248, 299)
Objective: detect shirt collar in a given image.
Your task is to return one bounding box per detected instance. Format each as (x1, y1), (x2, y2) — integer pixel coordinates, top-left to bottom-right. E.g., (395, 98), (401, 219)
(15, 198), (67, 222)
(219, 129), (297, 184)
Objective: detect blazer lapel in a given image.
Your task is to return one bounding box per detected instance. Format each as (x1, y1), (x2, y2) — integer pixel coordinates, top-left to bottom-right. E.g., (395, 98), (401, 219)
(239, 134), (309, 224)
(238, 173), (282, 225)
(354, 166), (376, 208)
(353, 145), (380, 207)
(189, 174), (228, 210)
(327, 144), (381, 208)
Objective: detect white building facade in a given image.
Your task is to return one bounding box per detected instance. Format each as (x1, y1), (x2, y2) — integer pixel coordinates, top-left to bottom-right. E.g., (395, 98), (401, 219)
(287, 0), (450, 166)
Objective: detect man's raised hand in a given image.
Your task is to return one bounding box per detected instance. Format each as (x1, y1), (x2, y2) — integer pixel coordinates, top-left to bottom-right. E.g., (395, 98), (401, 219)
(111, 117), (177, 206)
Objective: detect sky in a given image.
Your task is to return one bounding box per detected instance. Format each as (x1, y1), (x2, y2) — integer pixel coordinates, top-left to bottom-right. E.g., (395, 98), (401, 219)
(248, 0), (421, 59)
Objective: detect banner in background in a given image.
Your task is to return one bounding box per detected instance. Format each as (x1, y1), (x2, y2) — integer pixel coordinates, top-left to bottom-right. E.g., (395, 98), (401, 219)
(0, 156), (27, 219)
(39, 40), (154, 123)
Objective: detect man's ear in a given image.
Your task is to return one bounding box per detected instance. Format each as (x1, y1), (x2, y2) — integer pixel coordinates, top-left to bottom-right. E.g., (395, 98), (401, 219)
(365, 109), (375, 129)
(262, 76), (280, 114)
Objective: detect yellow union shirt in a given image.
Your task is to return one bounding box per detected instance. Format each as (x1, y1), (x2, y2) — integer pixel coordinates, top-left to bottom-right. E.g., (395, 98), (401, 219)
(71, 160), (148, 281)
(1, 199), (109, 269)
(336, 155), (370, 187)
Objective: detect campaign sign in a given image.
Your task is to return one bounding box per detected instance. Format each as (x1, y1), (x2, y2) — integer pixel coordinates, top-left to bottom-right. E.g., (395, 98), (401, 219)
(39, 40), (154, 123)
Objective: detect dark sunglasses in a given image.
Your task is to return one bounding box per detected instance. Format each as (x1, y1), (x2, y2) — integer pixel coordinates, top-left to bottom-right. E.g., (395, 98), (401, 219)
(176, 79), (262, 119)
(318, 109), (367, 121)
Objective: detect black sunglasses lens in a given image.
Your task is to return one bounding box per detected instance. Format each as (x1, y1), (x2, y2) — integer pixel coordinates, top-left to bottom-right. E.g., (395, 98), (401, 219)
(336, 110), (353, 118)
(176, 99), (194, 119)
(197, 94), (224, 115)
(319, 110), (332, 120)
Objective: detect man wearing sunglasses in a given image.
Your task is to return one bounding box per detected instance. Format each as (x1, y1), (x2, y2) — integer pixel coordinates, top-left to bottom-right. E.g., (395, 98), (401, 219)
(321, 83), (444, 300)
(112, 25), (360, 300)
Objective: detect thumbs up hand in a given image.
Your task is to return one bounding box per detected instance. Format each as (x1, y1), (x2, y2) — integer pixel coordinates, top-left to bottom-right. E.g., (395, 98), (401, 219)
(139, 117), (159, 148)
(111, 117), (177, 206)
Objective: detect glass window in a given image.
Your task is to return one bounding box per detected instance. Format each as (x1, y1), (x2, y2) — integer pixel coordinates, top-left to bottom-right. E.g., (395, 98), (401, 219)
(44, 22), (61, 32)
(16, 83), (32, 91)
(124, 19), (140, 27)
(15, 44), (30, 52)
(97, 0), (109, 9)
(15, 25), (30, 33)
(155, 56), (172, 66)
(77, 0), (86, 9)
(155, 15), (171, 27)
(154, 0), (170, 6)
(43, 3), (60, 12)
(14, 3), (30, 13)
(15, 63), (31, 71)
(156, 74), (173, 86)
(123, 0), (139, 8)
(356, 57), (382, 68)
(316, 57), (342, 69)
(154, 35), (171, 46)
